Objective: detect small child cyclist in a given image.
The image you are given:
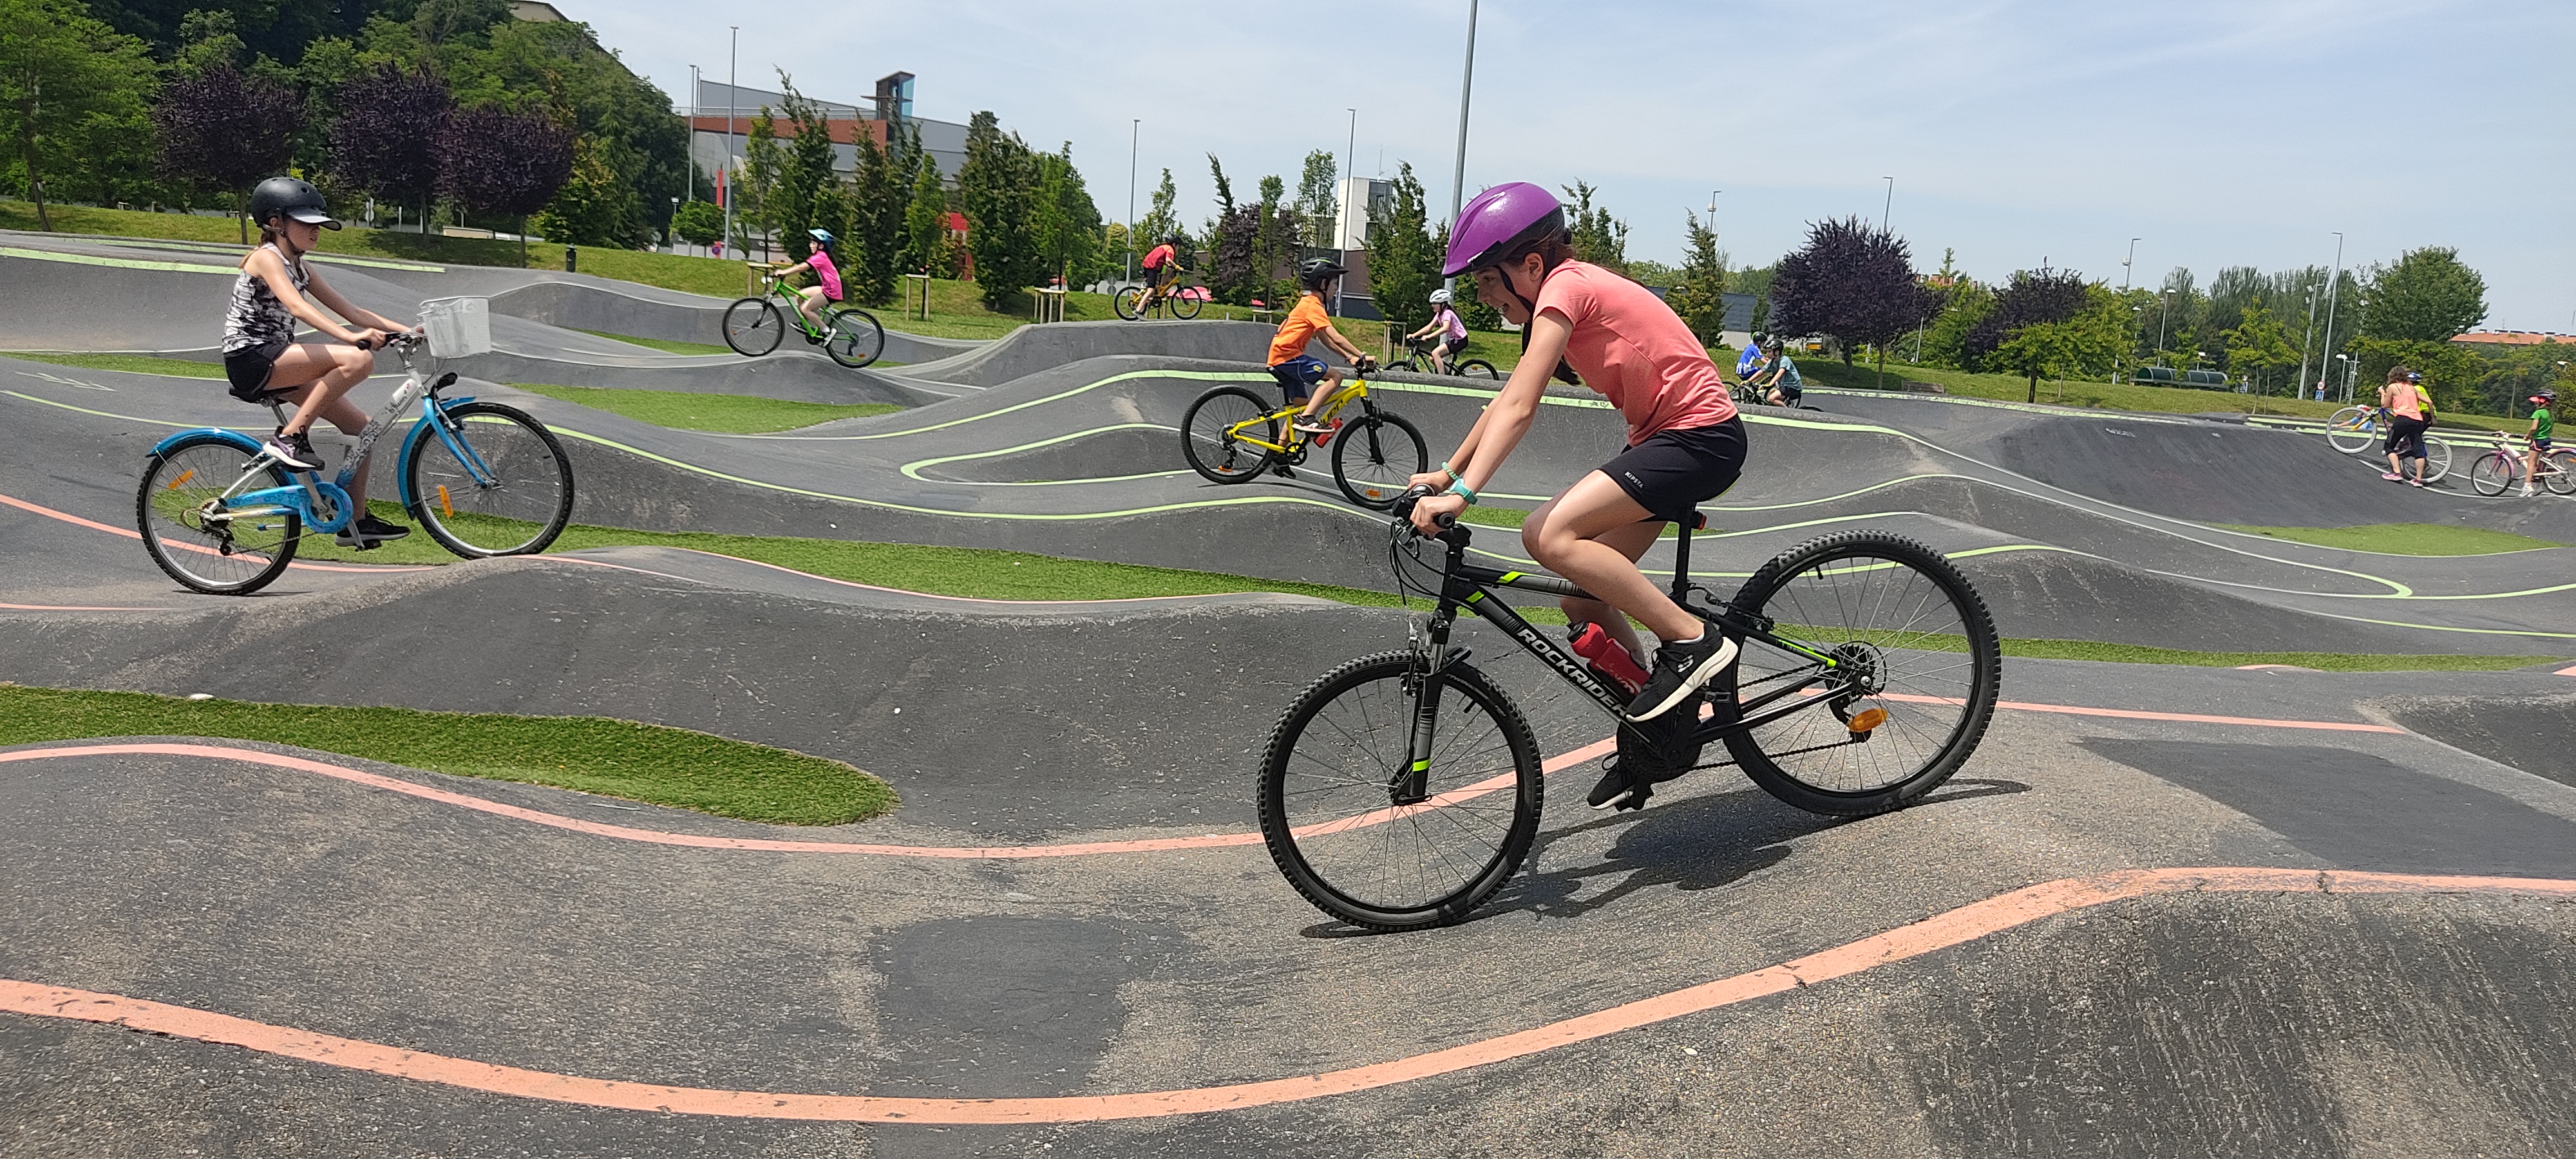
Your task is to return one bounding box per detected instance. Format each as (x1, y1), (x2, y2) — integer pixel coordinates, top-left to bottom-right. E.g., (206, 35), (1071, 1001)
(2524, 388), (2556, 497)
(1272, 257), (1376, 439)
(1403, 287), (1469, 373)
(225, 176), (418, 547)
(783, 228), (843, 337)
(1405, 182), (1750, 810)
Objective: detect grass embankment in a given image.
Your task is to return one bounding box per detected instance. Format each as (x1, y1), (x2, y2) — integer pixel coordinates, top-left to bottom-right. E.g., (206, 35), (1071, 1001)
(293, 511), (2555, 671)
(2222, 522), (2563, 556)
(511, 384), (901, 433)
(3, 351), (224, 377)
(570, 328), (731, 356)
(1794, 357), (2524, 434)
(0, 684), (895, 825)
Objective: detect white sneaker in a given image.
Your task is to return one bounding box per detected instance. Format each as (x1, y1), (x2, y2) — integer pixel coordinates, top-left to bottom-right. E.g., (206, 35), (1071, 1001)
(2523, 487), (2537, 497)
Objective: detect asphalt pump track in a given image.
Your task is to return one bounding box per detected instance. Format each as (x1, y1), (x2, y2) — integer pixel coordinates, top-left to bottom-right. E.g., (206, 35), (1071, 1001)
(6, 232), (2576, 1154)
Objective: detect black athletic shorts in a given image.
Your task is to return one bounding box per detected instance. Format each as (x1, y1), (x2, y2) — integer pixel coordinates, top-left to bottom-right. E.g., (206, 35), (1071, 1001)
(223, 340), (286, 404)
(2385, 415), (2429, 460)
(1600, 417), (1747, 523)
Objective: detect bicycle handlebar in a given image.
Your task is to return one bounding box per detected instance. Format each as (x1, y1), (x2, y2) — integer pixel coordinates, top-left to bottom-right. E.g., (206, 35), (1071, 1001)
(1392, 485), (1462, 538)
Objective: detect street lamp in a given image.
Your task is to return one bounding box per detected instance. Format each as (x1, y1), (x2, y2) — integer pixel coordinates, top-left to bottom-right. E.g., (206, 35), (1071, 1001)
(722, 27), (739, 263)
(1125, 118), (1139, 283)
(2316, 231), (2345, 401)
(1880, 176), (1893, 231)
(1443, 0), (1481, 296)
(2117, 238), (2139, 382)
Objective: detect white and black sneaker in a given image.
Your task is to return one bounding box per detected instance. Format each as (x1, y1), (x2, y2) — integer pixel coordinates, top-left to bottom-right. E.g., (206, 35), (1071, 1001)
(335, 513), (412, 549)
(1623, 634), (1736, 723)
(263, 429), (325, 471)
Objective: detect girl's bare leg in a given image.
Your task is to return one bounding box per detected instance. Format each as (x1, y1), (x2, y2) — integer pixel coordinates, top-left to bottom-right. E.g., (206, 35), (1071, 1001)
(1524, 472), (1700, 643)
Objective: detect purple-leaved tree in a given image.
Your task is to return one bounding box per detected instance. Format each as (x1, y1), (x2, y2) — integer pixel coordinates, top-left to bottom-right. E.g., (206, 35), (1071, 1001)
(1768, 216), (1942, 385)
(437, 106), (574, 267)
(332, 64), (452, 237)
(1964, 267), (2090, 370)
(151, 64), (300, 243)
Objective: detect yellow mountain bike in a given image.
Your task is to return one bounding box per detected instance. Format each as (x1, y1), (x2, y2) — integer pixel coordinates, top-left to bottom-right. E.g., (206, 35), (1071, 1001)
(1180, 372), (1427, 510)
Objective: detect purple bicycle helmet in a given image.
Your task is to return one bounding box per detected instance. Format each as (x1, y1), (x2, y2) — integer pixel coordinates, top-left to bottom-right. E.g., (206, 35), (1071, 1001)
(1443, 182), (1566, 277)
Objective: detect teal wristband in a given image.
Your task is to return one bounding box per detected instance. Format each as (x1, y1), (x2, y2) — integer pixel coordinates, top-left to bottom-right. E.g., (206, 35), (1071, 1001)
(1441, 461), (1459, 484)
(1451, 482), (1479, 505)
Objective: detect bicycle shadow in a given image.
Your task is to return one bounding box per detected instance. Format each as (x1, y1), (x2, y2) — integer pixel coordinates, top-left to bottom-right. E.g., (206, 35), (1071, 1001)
(1296, 776), (2026, 938)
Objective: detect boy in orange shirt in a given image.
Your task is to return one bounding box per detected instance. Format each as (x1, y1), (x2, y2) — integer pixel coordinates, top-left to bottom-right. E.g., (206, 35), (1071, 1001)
(1271, 257), (1375, 437)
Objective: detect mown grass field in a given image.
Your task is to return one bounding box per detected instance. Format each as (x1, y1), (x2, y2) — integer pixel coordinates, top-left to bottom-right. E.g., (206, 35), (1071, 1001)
(1793, 355), (2524, 433)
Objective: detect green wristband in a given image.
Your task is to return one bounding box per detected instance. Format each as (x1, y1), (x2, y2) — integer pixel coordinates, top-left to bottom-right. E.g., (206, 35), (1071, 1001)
(1441, 462), (1460, 485)
(1451, 482), (1479, 505)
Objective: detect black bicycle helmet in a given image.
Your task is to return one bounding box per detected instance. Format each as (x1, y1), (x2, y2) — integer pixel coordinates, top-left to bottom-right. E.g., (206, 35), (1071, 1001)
(1298, 256), (1347, 289)
(248, 176), (339, 230)
(1166, 233), (1187, 247)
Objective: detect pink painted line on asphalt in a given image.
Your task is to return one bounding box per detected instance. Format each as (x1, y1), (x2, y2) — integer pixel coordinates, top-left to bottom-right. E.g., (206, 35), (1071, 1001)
(0, 491), (430, 575)
(1879, 691), (2406, 734)
(6, 867), (2569, 1124)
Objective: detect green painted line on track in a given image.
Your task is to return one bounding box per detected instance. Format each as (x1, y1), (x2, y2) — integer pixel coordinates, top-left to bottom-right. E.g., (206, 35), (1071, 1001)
(898, 422), (1188, 485)
(1, 245), (235, 275)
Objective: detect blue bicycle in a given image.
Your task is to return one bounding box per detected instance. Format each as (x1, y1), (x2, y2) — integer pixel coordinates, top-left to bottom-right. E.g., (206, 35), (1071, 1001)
(137, 330), (575, 595)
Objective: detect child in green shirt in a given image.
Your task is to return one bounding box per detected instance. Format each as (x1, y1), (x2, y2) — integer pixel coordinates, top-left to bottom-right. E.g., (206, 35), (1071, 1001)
(2524, 390), (2556, 497)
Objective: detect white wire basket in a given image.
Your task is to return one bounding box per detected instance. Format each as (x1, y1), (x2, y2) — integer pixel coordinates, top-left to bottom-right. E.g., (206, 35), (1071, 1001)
(419, 296), (493, 358)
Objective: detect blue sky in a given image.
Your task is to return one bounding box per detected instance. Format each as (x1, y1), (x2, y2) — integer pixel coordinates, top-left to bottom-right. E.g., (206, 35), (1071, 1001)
(595, 0), (2572, 330)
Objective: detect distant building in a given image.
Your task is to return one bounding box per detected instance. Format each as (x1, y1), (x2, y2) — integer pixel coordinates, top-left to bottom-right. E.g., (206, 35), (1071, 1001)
(1331, 176), (1392, 251)
(506, 1), (568, 21)
(688, 75), (969, 189)
(2453, 330), (2571, 346)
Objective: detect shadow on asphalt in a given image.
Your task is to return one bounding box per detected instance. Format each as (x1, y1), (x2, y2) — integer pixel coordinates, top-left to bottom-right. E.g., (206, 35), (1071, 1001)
(1298, 776), (2028, 938)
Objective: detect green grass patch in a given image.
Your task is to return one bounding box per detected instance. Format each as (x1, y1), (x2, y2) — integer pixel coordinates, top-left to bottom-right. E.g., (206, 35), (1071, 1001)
(2221, 522), (2564, 556)
(1, 350), (226, 378)
(509, 384), (902, 433)
(1457, 505), (1531, 529)
(0, 684), (896, 825)
(1794, 357), (2526, 433)
(570, 328), (732, 357)
(1996, 639), (2553, 672)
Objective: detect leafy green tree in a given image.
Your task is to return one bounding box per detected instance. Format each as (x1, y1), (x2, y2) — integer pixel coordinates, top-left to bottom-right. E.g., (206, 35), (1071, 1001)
(0, 0), (156, 230)
(956, 109), (1042, 308)
(1917, 278), (1993, 371)
(735, 107), (781, 257)
(1293, 148), (1336, 247)
(1985, 283), (2125, 401)
(1135, 165), (1181, 255)
(767, 78), (839, 262)
(2361, 246), (2486, 343)
(842, 125), (914, 305)
(1363, 162), (1439, 332)
(1664, 210), (1729, 349)
(1561, 180), (1628, 276)
(1031, 143), (1103, 288)
(900, 153), (947, 275)
(671, 198), (722, 247)
(2221, 300), (2300, 391)
(531, 135), (632, 246)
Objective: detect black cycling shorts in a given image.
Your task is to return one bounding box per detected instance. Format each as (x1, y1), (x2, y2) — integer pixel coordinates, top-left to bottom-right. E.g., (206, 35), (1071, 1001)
(1600, 418), (1747, 523)
(223, 341), (285, 403)
(2385, 415), (2429, 460)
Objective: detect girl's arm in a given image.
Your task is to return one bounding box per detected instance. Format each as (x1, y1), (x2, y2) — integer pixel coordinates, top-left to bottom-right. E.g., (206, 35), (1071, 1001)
(248, 254), (379, 344)
(1413, 310), (1570, 509)
(303, 269), (410, 334)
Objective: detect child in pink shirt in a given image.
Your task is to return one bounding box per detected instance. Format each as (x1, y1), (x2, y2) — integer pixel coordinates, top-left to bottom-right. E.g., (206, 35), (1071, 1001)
(790, 228), (844, 337)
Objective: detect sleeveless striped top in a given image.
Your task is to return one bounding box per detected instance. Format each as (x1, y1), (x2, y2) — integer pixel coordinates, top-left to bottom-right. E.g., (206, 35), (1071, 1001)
(223, 242), (307, 354)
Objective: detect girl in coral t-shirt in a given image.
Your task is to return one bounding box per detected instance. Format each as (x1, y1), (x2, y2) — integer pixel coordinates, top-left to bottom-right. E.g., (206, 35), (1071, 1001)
(1408, 183), (1747, 806)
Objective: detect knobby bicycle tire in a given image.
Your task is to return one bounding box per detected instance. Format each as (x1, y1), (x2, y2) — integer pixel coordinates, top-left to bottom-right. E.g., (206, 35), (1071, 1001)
(137, 435), (300, 596)
(1258, 651), (1544, 932)
(404, 402), (575, 558)
(824, 307), (886, 368)
(1332, 411), (1428, 510)
(723, 297), (785, 357)
(1179, 385), (1280, 484)
(1716, 531), (2000, 816)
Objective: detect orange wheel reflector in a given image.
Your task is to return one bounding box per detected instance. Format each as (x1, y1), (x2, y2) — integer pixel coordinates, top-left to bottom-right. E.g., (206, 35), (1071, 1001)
(437, 485), (454, 517)
(1848, 707), (1888, 734)
(166, 469), (196, 490)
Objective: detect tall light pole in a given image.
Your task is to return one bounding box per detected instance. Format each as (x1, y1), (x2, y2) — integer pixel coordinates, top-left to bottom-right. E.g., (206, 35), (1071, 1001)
(2117, 238), (2139, 382)
(723, 27), (738, 261)
(1880, 176), (1893, 231)
(2294, 281), (2320, 406)
(1443, 0), (1481, 295)
(1125, 118), (1139, 282)
(2156, 288), (2172, 363)
(2316, 231), (2345, 401)
(1343, 108), (1357, 250)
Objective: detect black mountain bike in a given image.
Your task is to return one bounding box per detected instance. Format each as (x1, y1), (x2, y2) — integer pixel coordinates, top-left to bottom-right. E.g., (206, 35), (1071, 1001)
(1256, 491), (2002, 931)
(1387, 336), (1497, 380)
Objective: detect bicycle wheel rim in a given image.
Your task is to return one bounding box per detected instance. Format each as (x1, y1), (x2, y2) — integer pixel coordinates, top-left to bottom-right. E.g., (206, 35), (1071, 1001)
(1333, 413), (1426, 509)
(825, 310), (884, 368)
(1171, 295), (1202, 319)
(1460, 360), (1497, 380)
(138, 441), (298, 594)
(2470, 455), (2512, 496)
(1180, 388), (1278, 482)
(2552, 451), (2576, 495)
(2421, 437), (2451, 483)
(723, 299), (783, 357)
(2324, 413), (2372, 454)
(406, 405), (574, 557)
(1115, 288), (1143, 320)
(1721, 534), (1998, 812)
(1261, 655), (1539, 929)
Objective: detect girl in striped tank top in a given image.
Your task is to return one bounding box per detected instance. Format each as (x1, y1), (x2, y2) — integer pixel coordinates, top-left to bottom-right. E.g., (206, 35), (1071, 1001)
(228, 177), (419, 547)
